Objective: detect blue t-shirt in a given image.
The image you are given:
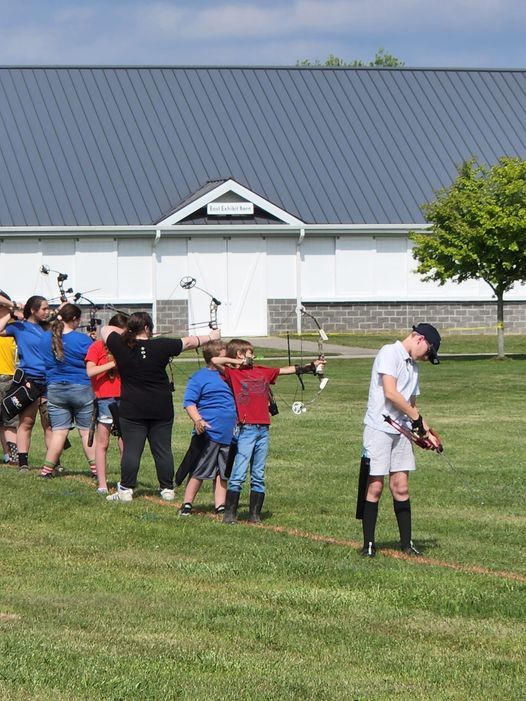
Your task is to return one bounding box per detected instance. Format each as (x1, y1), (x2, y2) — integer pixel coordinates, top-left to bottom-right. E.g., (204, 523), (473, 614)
(40, 330), (93, 385)
(183, 367), (237, 445)
(4, 321), (47, 378)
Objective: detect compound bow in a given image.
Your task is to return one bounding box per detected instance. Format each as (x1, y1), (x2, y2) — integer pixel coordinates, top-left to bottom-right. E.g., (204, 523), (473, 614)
(40, 265), (74, 303)
(73, 292), (102, 335)
(382, 413), (466, 481)
(383, 414), (443, 452)
(287, 306), (329, 415)
(179, 276), (221, 330)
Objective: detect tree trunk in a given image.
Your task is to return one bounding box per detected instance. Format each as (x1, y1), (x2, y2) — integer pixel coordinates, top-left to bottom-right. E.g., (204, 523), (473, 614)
(496, 292), (505, 358)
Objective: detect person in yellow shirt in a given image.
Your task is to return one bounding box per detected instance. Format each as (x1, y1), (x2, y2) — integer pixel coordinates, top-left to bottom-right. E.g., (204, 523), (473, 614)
(0, 335), (19, 464)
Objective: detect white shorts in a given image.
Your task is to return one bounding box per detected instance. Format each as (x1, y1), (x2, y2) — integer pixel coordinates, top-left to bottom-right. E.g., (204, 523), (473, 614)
(363, 425), (416, 476)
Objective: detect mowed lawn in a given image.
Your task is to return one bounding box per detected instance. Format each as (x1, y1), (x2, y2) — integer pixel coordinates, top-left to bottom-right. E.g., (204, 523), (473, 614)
(0, 350), (525, 700)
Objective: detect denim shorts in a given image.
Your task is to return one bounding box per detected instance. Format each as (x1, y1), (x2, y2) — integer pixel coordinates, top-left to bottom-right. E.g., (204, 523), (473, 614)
(47, 383), (95, 430)
(97, 397), (119, 425)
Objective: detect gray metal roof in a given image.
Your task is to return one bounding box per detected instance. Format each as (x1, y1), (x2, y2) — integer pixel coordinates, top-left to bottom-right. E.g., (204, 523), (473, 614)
(1, 66), (526, 227)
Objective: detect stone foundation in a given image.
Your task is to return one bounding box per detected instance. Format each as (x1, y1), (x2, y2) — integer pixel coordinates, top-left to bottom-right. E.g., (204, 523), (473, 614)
(83, 299), (526, 337)
(268, 299), (526, 335)
(155, 300), (188, 335)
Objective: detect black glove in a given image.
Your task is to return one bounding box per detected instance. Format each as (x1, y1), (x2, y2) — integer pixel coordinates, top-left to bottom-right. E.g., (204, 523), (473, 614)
(295, 362), (316, 376)
(411, 414), (426, 437)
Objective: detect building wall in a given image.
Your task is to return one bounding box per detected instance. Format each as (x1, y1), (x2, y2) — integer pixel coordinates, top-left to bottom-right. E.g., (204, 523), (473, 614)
(3, 233), (526, 337)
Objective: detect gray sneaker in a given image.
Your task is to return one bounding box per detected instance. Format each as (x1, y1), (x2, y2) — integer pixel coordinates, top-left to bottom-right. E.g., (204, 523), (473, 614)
(106, 483), (133, 502)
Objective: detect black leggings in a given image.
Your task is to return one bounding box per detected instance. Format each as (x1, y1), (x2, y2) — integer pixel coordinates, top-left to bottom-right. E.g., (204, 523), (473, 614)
(120, 417), (174, 490)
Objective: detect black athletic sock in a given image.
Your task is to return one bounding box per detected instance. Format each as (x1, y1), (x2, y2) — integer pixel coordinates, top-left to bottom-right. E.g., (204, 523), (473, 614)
(393, 498), (412, 549)
(18, 452), (29, 468)
(362, 500), (379, 548)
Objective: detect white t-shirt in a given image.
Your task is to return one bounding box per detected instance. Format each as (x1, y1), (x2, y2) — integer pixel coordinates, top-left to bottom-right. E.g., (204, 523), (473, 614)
(364, 341), (420, 433)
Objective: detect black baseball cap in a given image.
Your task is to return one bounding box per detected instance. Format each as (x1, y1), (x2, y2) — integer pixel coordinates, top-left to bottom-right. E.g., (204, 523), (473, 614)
(412, 323), (441, 364)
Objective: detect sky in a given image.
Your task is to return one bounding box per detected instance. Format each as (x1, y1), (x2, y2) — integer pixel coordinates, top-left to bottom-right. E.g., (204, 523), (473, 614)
(0, 0), (525, 68)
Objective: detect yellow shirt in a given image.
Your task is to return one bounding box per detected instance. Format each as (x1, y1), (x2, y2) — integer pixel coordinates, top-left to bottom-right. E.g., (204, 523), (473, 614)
(0, 336), (16, 375)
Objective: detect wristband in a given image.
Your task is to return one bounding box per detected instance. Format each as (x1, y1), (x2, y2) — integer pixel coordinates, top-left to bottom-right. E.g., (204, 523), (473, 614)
(411, 414), (426, 437)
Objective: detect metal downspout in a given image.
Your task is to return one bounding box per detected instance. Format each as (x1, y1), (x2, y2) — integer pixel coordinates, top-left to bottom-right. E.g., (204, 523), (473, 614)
(152, 229), (161, 329)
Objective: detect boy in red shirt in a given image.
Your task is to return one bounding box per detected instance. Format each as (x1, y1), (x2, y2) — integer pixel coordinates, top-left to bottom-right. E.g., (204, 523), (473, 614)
(213, 338), (325, 525)
(85, 313), (127, 494)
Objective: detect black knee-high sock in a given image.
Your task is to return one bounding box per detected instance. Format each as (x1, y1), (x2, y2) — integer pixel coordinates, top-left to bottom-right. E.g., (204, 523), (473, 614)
(18, 452), (29, 468)
(362, 500), (379, 547)
(393, 498), (412, 549)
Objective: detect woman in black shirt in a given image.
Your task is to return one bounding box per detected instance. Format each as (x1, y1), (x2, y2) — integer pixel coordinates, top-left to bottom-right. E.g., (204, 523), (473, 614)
(102, 312), (219, 502)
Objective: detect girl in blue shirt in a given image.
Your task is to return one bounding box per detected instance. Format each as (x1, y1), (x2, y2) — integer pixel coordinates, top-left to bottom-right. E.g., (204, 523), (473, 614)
(38, 303), (96, 478)
(0, 295), (51, 470)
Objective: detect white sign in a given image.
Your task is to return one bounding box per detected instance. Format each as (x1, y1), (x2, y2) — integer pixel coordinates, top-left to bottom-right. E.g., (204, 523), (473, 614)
(207, 202), (254, 216)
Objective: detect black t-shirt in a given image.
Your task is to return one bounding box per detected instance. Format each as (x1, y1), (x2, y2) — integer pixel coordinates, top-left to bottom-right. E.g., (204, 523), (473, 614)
(106, 333), (183, 420)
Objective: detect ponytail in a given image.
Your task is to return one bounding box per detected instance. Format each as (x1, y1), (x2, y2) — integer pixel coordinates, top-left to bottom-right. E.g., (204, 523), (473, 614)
(50, 303), (81, 361)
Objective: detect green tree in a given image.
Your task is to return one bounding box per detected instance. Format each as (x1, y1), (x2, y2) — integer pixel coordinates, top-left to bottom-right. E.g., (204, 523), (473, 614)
(411, 157), (526, 358)
(296, 49), (404, 68)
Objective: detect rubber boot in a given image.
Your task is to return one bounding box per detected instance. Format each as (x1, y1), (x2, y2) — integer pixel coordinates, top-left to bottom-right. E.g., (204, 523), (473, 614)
(222, 490), (240, 525)
(248, 490), (265, 524)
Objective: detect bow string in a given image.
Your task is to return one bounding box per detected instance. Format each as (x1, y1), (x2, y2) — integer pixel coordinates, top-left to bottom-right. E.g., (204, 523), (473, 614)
(280, 306), (329, 415)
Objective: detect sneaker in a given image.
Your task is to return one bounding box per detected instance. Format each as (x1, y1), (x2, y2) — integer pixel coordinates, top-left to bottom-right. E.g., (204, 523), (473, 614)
(3, 454), (10, 464)
(160, 488), (175, 501)
(106, 484), (133, 502)
(360, 542), (376, 558)
(18, 466), (30, 474)
(96, 487), (108, 495)
(38, 471), (55, 479)
(179, 503), (192, 516)
(401, 541), (421, 557)
(215, 505), (225, 515)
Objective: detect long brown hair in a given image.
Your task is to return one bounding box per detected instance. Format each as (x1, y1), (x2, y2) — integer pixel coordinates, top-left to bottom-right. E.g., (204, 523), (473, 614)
(51, 304), (81, 361)
(121, 312), (153, 349)
(23, 296), (48, 326)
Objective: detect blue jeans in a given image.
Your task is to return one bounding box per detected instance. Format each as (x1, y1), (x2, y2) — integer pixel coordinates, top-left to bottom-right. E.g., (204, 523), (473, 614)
(228, 424), (269, 494)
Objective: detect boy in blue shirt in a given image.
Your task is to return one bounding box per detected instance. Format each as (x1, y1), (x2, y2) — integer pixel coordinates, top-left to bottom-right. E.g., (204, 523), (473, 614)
(176, 340), (237, 516)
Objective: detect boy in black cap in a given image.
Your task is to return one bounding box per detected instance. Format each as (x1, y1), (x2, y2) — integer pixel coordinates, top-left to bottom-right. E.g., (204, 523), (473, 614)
(357, 323), (441, 557)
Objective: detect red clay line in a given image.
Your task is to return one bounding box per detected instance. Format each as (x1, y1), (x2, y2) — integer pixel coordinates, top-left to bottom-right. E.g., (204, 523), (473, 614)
(43, 474), (526, 586)
(141, 496), (526, 584)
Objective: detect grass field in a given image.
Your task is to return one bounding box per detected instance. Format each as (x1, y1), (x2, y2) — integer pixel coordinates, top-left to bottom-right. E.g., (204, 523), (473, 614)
(1, 347), (525, 700)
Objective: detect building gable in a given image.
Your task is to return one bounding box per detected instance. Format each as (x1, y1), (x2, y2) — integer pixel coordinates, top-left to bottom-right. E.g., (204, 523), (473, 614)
(156, 178), (304, 226)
